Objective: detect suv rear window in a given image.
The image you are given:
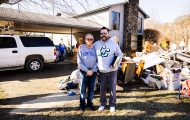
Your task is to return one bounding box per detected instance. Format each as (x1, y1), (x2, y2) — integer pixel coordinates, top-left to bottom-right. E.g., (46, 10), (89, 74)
(0, 37), (17, 48)
(20, 36), (54, 47)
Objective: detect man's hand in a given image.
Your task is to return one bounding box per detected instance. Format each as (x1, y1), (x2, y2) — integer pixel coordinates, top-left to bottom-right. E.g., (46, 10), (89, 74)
(111, 65), (118, 69)
(87, 70), (93, 76)
(110, 65), (115, 69)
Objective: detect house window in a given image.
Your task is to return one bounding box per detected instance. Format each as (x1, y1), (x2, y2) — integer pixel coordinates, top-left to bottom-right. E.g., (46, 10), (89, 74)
(112, 11), (120, 30)
(137, 17), (143, 33)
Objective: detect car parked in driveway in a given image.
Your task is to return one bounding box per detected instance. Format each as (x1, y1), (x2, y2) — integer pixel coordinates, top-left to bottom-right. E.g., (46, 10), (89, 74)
(0, 35), (56, 72)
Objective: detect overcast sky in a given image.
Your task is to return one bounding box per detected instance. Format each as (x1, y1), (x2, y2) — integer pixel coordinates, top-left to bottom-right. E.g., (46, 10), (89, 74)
(2, 0), (190, 23)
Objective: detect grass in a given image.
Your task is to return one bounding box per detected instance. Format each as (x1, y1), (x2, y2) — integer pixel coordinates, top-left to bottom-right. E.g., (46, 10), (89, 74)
(0, 87), (6, 102)
(8, 84), (190, 120)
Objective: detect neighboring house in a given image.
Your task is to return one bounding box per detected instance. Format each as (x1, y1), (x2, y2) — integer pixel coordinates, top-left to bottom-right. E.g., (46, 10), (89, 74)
(73, 0), (149, 54)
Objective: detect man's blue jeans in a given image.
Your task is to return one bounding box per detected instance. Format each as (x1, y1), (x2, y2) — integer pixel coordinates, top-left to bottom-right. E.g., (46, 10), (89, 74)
(80, 70), (96, 107)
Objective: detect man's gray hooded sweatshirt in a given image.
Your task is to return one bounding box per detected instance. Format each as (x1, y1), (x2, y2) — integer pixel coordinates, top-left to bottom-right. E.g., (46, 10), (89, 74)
(77, 44), (97, 72)
(94, 38), (123, 73)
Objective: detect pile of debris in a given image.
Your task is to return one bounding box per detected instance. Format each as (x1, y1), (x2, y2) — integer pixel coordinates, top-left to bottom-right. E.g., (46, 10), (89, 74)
(120, 45), (190, 91)
(58, 43), (190, 98)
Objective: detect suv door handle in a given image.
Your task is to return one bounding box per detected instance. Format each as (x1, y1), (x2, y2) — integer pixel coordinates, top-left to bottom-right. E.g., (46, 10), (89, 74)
(12, 50), (18, 53)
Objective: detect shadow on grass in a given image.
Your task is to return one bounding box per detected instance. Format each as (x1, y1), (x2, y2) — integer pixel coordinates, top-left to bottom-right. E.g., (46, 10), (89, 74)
(3, 101), (190, 120)
(0, 92), (79, 120)
(0, 93), (67, 105)
(121, 83), (161, 92)
(1, 90), (190, 120)
(116, 92), (178, 99)
(6, 114), (190, 120)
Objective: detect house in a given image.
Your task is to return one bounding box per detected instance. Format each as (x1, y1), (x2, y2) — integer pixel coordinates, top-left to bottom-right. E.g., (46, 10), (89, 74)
(73, 0), (149, 55)
(0, 0), (149, 55)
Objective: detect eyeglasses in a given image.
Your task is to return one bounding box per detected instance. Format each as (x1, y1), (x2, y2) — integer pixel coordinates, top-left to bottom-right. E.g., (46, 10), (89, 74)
(86, 38), (94, 41)
(100, 32), (108, 35)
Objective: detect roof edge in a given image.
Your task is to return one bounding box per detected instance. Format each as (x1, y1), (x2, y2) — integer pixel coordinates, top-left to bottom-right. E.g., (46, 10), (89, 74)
(72, 6), (110, 18)
(138, 7), (150, 18)
(72, 1), (128, 18)
(72, 1), (149, 19)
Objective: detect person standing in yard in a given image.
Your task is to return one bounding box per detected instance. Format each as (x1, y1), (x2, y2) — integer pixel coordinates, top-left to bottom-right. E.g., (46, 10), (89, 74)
(77, 33), (97, 111)
(94, 27), (123, 112)
(59, 43), (65, 61)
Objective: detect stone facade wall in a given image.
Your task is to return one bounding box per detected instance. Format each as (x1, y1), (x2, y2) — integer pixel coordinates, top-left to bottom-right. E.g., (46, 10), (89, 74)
(0, 20), (15, 34)
(0, 0), (8, 5)
(123, 0), (139, 56)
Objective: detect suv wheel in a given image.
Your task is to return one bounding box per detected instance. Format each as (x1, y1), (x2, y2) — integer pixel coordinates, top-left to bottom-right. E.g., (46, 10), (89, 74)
(26, 58), (43, 72)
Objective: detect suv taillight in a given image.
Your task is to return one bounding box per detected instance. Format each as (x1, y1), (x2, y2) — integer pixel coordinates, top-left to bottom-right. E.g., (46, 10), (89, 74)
(54, 48), (56, 56)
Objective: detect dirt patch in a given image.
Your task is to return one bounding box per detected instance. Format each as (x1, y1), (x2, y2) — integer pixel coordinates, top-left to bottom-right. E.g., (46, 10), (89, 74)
(0, 63), (77, 98)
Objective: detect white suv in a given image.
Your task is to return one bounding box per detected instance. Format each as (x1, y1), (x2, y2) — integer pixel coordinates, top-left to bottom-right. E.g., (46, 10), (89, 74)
(0, 35), (56, 72)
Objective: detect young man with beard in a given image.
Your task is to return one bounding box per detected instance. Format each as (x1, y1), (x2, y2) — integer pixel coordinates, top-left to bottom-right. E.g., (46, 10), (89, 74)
(94, 27), (123, 112)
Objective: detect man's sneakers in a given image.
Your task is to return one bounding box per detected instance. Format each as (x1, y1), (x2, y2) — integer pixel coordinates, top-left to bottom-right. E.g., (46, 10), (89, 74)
(87, 102), (96, 111)
(98, 106), (105, 112)
(80, 106), (86, 112)
(80, 102), (86, 112)
(110, 106), (116, 113)
(98, 106), (116, 112)
(87, 105), (96, 111)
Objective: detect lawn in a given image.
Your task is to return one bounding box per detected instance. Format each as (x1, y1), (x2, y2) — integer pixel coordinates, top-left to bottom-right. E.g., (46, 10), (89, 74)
(8, 84), (190, 120)
(0, 87), (6, 102)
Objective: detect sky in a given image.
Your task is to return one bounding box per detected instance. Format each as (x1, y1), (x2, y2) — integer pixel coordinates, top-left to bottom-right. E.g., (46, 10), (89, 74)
(139, 0), (190, 23)
(2, 0), (190, 23)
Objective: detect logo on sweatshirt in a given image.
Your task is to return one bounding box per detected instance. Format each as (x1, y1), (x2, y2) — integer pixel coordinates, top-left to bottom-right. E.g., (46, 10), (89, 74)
(98, 46), (110, 57)
(82, 52), (96, 57)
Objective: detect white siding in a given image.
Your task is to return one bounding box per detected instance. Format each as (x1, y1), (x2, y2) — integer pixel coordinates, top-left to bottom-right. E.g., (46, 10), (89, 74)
(109, 4), (124, 47)
(79, 10), (110, 28)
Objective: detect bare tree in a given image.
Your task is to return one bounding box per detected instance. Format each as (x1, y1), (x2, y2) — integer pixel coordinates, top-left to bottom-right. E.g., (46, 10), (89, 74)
(144, 29), (161, 43)
(171, 15), (190, 46)
(0, 0), (22, 5)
